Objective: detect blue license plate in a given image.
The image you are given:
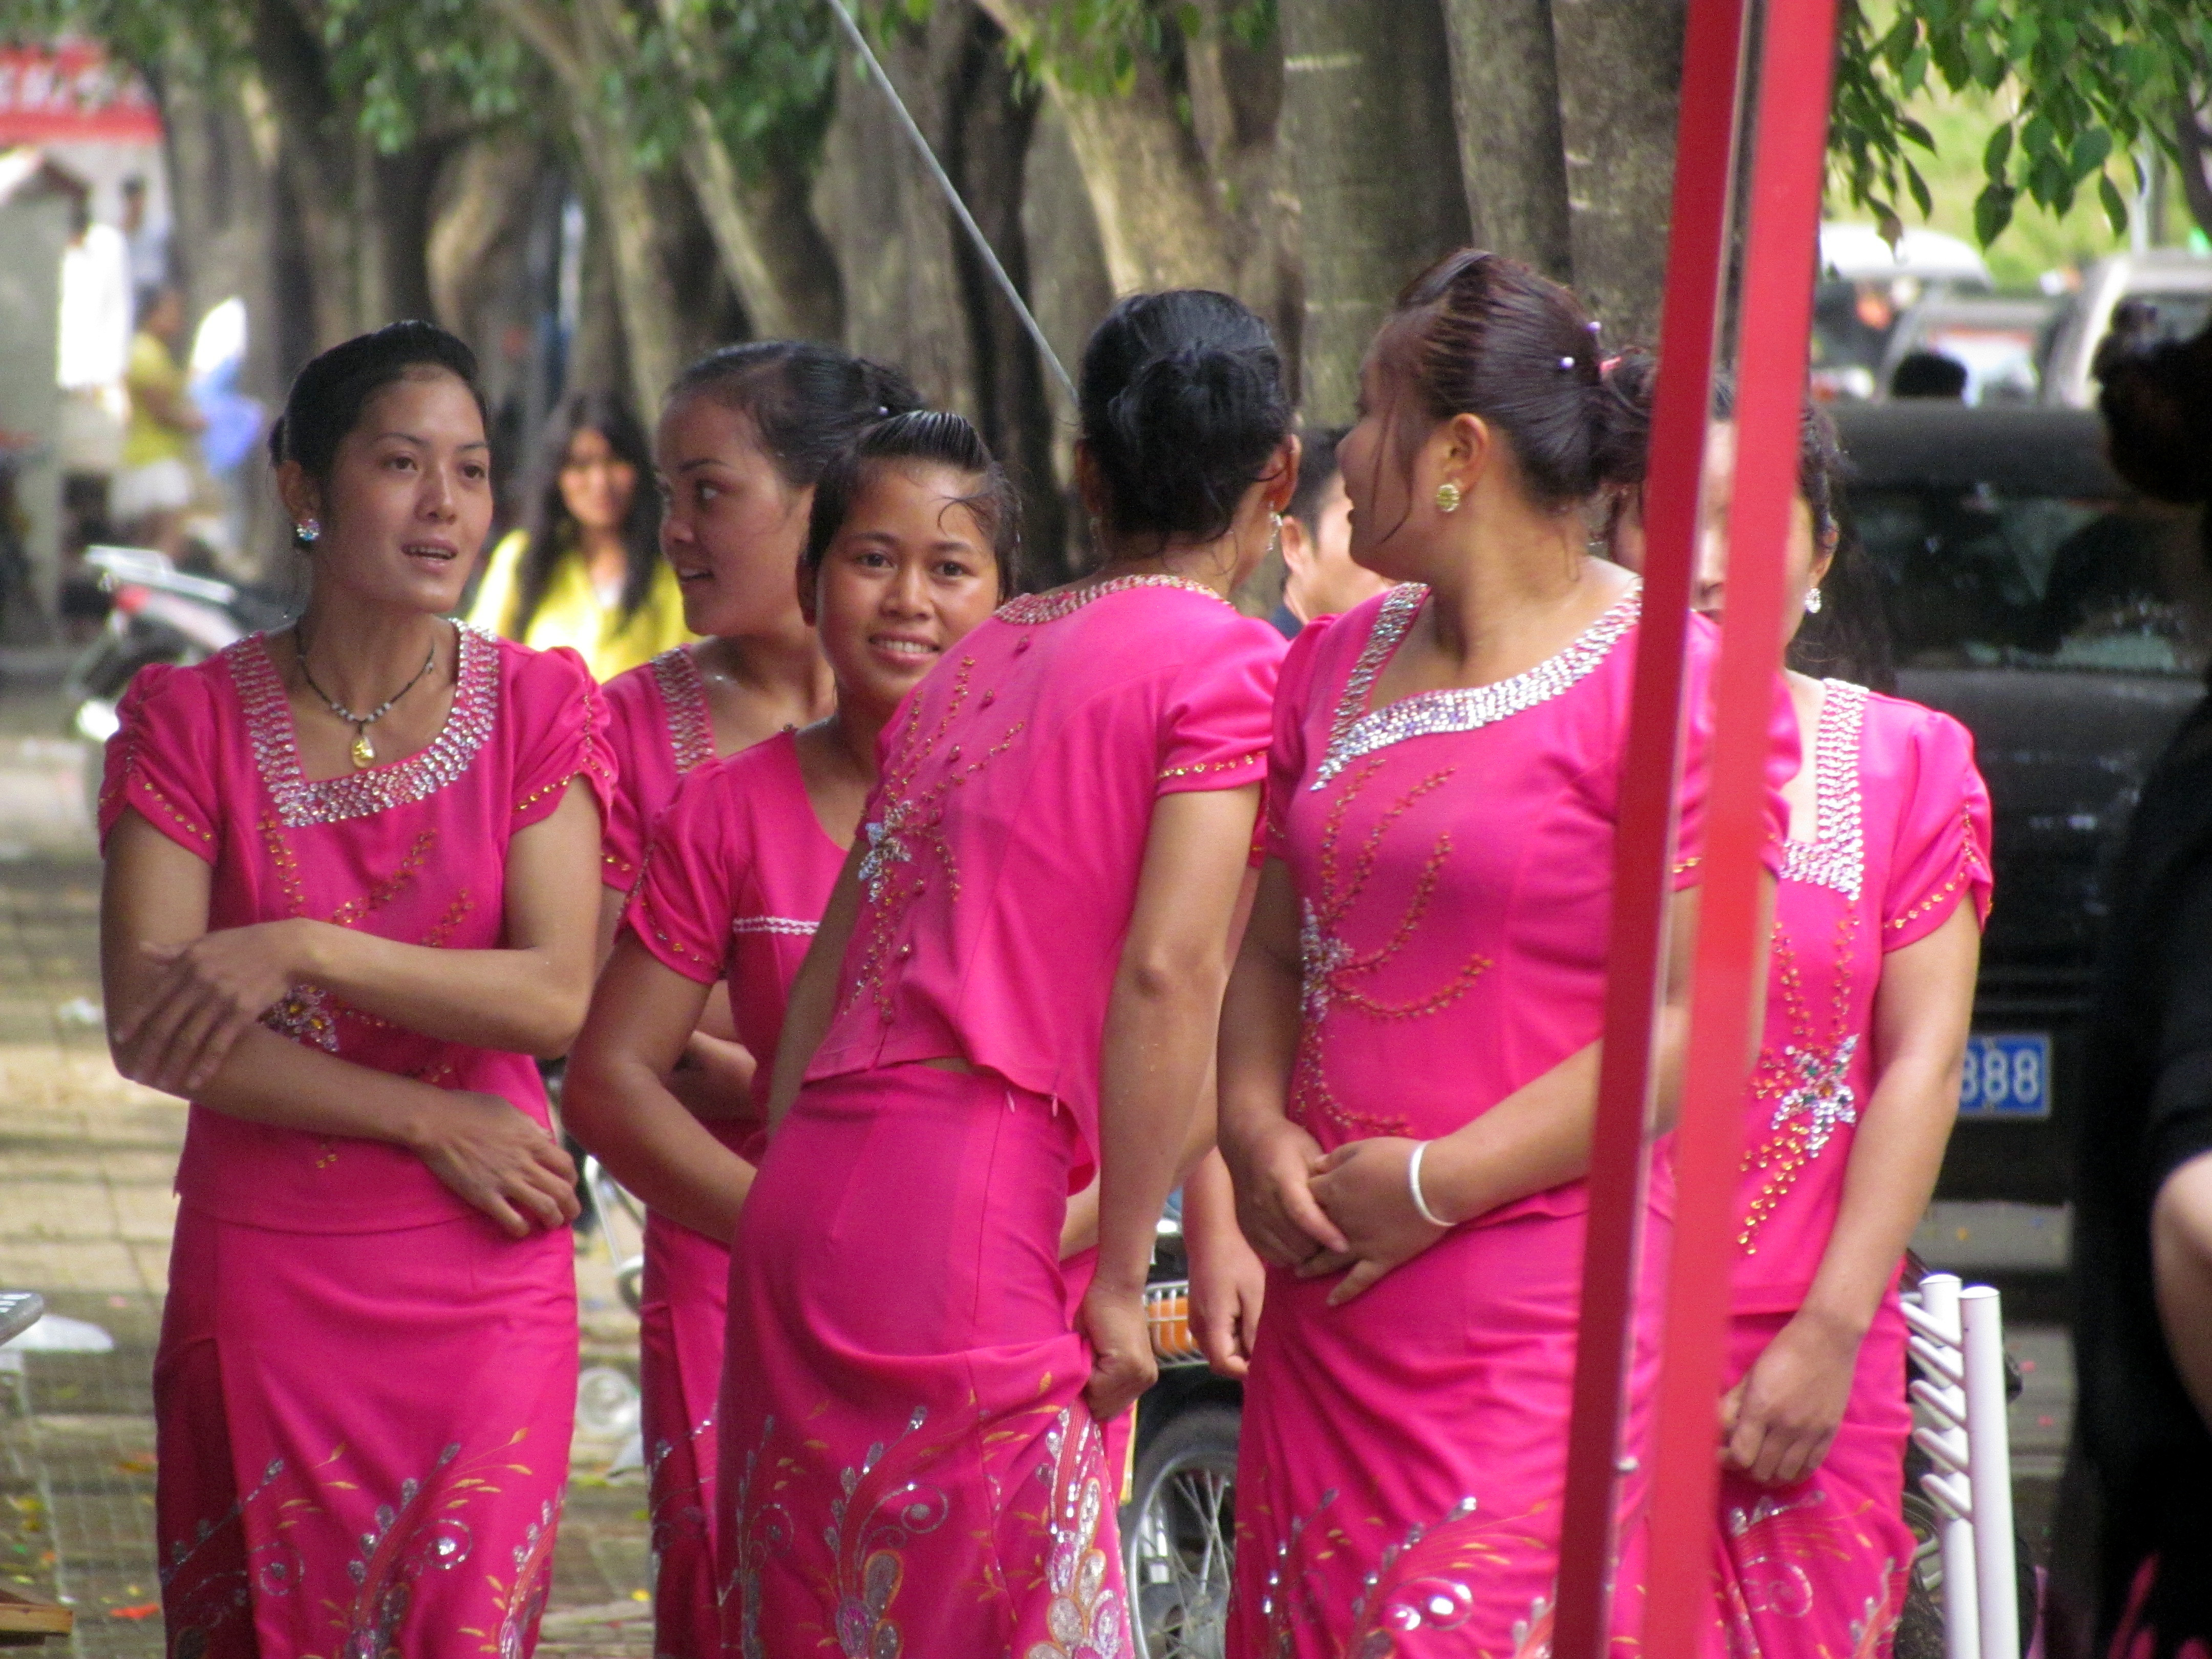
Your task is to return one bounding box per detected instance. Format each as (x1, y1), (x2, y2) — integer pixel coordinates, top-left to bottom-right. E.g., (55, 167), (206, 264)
(1957, 1032), (2051, 1119)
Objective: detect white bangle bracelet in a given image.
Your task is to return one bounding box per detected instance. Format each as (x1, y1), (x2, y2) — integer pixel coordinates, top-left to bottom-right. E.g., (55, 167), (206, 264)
(1407, 1140), (1451, 1229)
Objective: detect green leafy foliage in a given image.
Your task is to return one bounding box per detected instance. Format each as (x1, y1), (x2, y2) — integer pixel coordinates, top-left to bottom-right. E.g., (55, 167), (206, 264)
(321, 0), (532, 150)
(621, 0), (837, 176)
(1833, 0), (2212, 248)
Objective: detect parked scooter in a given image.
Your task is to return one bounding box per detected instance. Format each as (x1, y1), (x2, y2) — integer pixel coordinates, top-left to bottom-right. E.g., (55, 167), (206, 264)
(63, 544), (293, 747)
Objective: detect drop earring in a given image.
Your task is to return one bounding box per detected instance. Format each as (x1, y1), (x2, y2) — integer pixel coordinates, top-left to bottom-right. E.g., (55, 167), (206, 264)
(1435, 482), (1462, 515)
(1803, 587), (1823, 615)
(1267, 511), (1284, 561)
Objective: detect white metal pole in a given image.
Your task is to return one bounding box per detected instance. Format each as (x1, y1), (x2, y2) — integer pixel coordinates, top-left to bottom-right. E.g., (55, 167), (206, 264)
(1961, 1286), (2020, 1659)
(1917, 1273), (1980, 1659)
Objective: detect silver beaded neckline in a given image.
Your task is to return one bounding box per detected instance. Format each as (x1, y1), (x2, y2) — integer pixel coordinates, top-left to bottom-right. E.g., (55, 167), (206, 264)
(1779, 679), (1868, 899)
(1311, 583), (1643, 787)
(995, 573), (1231, 626)
(651, 646), (715, 774)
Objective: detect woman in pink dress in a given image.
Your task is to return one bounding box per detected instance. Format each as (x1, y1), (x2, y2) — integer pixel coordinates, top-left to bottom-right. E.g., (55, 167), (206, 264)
(1604, 356), (1992, 1657)
(1217, 252), (1795, 1658)
(97, 322), (610, 1657)
(700, 290), (1293, 1654)
(565, 409), (1014, 1639)
(589, 344), (920, 1652)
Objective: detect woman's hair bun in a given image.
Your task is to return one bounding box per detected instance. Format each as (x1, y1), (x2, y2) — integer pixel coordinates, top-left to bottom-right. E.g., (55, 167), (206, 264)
(2096, 304), (2212, 508)
(1079, 290), (1293, 546)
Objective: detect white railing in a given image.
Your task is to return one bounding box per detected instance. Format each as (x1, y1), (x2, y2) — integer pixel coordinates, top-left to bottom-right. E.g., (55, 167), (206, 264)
(1902, 1272), (2020, 1659)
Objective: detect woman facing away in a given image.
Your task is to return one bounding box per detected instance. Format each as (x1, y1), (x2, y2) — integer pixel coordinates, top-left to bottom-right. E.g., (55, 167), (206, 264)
(704, 289), (1293, 1653)
(2060, 308), (2212, 1659)
(1604, 353), (1991, 1658)
(98, 322), (609, 1656)
(469, 389), (691, 682)
(582, 343), (920, 1653)
(1217, 250), (1795, 1659)
(563, 409), (1012, 1651)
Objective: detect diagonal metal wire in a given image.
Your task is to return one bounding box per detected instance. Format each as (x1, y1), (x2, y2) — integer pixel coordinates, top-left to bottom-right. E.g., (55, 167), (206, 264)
(820, 0), (1081, 407)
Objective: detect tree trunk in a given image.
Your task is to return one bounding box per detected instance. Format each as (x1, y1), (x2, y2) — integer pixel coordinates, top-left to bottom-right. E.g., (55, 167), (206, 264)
(492, 0), (691, 417)
(2177, 107), (2212, 243)
(1438, 0), (1572, 284)
(810, 3), (981, 409)
(362, 137), (447, 328)
(1279, 0), (1469, 422)
(249, 0), (360, 347)
(1549, 0), (1685, 343)
(648, 0), (843, 344)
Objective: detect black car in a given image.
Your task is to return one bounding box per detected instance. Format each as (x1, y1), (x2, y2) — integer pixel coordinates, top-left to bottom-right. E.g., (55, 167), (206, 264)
(1833, 403), (2209, 1204)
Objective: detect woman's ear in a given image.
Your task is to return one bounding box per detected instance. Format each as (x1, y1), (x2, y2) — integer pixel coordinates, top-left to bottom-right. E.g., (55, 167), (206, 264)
(1268, 435), (1302, 514)
(1279, 513), (1314, 577)
(1072, 440), (1107, 526)
(275, 459), (321, 536)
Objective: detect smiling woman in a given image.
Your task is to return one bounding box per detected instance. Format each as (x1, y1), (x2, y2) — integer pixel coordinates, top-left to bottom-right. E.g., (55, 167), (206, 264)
(95, 320), (612, 1658)
(581, 342), (922, 1653)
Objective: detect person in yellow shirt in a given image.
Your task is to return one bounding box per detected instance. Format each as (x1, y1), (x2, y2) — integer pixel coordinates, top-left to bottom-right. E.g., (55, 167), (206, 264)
(113, 285), (205, 562)
(469, 391), (689, 679)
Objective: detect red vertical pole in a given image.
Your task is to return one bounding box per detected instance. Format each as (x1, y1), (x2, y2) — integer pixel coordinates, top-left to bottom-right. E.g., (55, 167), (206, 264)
(1639, 3), (1840, 1655)
(1549, 1), (1751, 1652)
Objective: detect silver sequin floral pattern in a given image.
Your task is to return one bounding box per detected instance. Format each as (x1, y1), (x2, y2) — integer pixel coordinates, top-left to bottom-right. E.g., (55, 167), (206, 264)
(995, 573), (1230, 626)
(1779, 679), (1868, 899)
(1312, 584), (1643, 786)
(232, 624), (499, 828)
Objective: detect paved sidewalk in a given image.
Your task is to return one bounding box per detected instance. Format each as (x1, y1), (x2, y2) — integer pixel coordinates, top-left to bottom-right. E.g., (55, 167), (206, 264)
(0, 730), (655, 1655)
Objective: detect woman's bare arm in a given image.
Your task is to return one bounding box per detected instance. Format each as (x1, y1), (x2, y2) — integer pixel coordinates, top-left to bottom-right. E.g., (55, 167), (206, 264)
(101, 810), (578, 1235)
(1082, 783), (1260, 1420)
(564, 935), (755, 1242)
(114, 784), (603, 1092)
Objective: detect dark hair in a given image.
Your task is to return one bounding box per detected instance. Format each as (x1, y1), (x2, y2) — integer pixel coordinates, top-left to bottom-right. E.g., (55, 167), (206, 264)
(804, 411), (1020, 599)
(1596, 349), (1892, 689)
(1288, 427), (1349, 534)
(2096, 303), (2212, 520)
(1078, 290), (1293, 546)
(511, 391), (660, 632)
(1890, 350), (1969, 400)
(269, 321), (489, 549)
(1382, 249), (1610, 511)
(666, 341), (922, 492)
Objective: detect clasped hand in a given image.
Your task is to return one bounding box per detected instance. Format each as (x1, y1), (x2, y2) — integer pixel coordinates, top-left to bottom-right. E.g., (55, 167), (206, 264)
(113, 920), (308, 1095)
(1716, 1309), (1861, 1486)
(1225, 1119), (1447, 1305)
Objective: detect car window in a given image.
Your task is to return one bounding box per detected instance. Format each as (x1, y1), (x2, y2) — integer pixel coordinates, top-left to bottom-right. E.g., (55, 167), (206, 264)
(1856, 486), (2212, 674)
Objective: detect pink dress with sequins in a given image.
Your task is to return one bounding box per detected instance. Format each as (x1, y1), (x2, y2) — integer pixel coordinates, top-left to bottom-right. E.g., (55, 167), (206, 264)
(1709, 683), (1991, 1659)
(597, 644), (743, 1653)
(98, 628), (611, 1659)
(621, 730), (846, 1647)
(719, 578), (1284, 1658)
(1226, 583), (1796, 1659)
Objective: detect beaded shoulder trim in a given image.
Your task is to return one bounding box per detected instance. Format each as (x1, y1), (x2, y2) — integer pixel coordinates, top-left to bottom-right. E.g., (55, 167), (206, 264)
(232, 624), (500, 829)
(1779, 679), (1868, 899)
(1311, 584), (1641, 788)
(650, 646), (715, 773)
(995, 573), (1231, 626)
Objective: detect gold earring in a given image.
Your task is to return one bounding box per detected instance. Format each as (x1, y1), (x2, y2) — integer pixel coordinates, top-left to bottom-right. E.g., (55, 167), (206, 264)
(1435, 482), (1462, 515)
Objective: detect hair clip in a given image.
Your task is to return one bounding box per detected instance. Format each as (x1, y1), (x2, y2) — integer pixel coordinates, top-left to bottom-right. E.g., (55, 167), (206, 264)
(1558, 355), (1577, 371)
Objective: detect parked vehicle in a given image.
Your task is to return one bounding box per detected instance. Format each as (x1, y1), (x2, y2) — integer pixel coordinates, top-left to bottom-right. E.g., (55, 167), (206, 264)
(1834, 402), (2208, 1203)
(2036, 250), (2212, 409)
(1814, 223), (1994, 402)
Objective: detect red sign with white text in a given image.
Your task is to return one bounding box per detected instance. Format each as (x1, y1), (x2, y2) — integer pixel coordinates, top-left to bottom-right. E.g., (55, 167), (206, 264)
(0, 43), (162, 145)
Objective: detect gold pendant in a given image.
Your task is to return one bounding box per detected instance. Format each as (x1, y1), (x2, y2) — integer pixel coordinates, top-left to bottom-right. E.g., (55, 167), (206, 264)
(350, 731), (375, 770)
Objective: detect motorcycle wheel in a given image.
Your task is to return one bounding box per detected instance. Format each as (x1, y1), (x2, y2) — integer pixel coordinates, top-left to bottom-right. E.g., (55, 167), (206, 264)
(1120, 1402), (1238, 1659)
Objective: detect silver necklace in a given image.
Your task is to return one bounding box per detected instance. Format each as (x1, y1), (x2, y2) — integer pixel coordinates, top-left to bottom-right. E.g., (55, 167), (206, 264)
(293, 623), (441, 770)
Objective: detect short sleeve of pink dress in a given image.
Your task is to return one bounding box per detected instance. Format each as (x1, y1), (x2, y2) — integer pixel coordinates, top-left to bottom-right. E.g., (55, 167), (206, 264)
(1882, 705), (1994, 946)
(99, 628), (611, 1233)
(100, 663), (224, 862)
(600, 646), (716, 892)
(806, 579), (1285, 1162)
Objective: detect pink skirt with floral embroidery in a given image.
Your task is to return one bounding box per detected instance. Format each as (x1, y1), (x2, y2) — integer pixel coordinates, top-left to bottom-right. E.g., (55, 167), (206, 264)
(717, 1064), (1129, 1657)
(1227, 1199), (1664, 1659)
(640, 1212), (729, 1657)
(154, 1205), (577, 1658)
(1707, 1300), (1913, 1659)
